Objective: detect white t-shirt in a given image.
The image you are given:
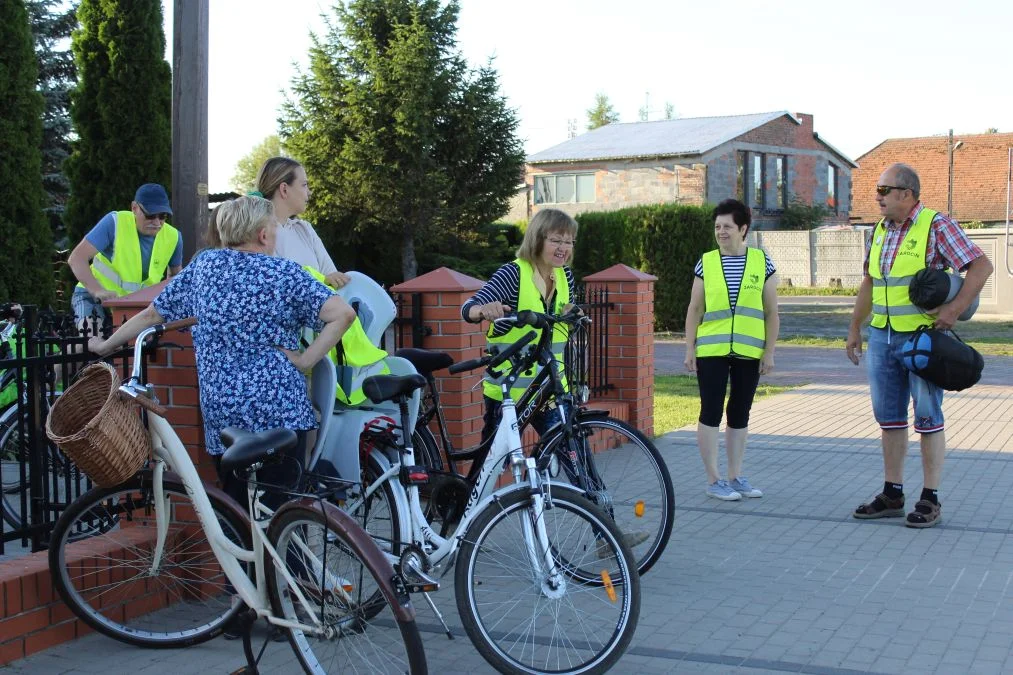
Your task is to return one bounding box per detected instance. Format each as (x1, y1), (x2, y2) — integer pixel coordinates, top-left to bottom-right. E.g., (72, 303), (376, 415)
(274, 218), (338, 275)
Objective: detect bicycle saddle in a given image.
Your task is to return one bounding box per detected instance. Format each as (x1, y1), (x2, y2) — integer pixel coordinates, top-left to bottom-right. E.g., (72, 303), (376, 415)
(362, 373), (427, 404)
(394, 348), (453, 376)
(219, 427), (298, 476)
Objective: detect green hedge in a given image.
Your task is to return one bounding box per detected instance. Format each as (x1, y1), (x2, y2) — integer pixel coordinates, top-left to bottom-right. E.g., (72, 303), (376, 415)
(573, 204), (714, 330)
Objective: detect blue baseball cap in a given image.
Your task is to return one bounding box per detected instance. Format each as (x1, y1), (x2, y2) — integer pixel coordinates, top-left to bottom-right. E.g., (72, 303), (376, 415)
(134, 183), (172, 216)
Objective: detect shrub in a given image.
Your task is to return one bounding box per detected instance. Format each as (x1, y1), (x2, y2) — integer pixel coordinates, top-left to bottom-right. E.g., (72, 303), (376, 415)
(779, 198), (829, 230)
(962, 220), (989, 230)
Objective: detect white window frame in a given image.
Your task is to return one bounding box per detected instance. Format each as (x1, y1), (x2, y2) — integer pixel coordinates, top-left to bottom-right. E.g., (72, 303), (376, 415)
(533, 172), (595, 205)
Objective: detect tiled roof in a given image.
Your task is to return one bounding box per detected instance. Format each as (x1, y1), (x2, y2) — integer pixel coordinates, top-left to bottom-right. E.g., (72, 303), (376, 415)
(527, 111), (795, 163)
(851, 133), (1013, 223)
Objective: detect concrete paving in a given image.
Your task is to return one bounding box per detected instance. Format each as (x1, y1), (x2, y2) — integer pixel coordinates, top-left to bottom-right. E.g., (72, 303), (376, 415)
(5, 342), (1013, 674)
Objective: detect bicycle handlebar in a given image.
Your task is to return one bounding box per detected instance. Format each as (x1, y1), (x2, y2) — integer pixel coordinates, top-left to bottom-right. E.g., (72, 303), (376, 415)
(118, 389), (169, 417)
(447, 330), (536, 374)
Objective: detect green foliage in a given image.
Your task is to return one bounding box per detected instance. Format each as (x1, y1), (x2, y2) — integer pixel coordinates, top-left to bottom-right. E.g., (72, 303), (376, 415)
(419, 221), (521, 280)
(0, 0), (54, 305)
(64, 0), (171, 249)
(777, 285), (858, 296)
(586, 92), (619, 130)
(961, 219), (990, 230)
(282, 0), (525, 284)
(778, 198), (830, 230)
(26, 0), (76, 249)
(232, 135), (287, 193)
(572, 203), (714, 330)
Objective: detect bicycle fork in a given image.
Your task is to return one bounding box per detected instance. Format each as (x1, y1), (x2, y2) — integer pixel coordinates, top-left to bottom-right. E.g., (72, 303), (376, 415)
(518, 458), (566, 597)
(148, 460), (171, 576)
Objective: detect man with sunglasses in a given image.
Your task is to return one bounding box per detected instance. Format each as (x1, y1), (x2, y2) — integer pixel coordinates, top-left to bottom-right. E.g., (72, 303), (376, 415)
(68, 183), (183, 327)
(847, 163), (992, 528)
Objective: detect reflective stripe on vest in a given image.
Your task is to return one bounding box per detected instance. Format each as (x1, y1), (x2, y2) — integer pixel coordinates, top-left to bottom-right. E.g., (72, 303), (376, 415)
(78, 211), (179, 297)
(695, 248), (767, 359)
(303, 266), (388, 404)
(483, 259), (569, 402)
(868, 208), (935, 331)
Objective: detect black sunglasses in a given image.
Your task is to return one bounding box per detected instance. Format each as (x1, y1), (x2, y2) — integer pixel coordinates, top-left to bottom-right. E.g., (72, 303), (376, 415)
(876, 185), (909, 196)
(140, 208), (169, 221)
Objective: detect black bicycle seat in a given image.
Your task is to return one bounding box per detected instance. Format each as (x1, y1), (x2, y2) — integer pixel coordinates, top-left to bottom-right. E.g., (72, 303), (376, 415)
(394, 348), (453, 376)
(219, 427), (298, 476)
(362, 373), (427, 404)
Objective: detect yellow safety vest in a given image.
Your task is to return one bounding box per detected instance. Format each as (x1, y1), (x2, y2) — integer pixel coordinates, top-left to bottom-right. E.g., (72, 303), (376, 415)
(303, 266), (389, 404)
(483, 259), (569, 402)
(868, 208), (936, 332)
(695, 248), (768, 359)
(78, 211), (179, 296)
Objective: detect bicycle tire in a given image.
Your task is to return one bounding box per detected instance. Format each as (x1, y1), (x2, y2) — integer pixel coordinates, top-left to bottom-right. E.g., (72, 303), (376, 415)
(412, 426), (443, 472)
(455, 488), (640, 675)
(48, 471), (250, 648)
(537, 415), (674, 575)
(266, 502), (427, 674)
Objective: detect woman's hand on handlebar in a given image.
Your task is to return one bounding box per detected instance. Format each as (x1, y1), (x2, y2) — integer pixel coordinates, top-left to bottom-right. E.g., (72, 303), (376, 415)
(472, 301), (511, 322)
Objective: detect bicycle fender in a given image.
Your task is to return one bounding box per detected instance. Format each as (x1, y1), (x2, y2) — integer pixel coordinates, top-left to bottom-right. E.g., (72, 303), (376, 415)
(274, 496), (417, 622)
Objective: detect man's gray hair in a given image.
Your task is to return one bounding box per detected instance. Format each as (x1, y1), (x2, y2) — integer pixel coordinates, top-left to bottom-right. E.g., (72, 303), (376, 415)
(890, 163), (920, 199)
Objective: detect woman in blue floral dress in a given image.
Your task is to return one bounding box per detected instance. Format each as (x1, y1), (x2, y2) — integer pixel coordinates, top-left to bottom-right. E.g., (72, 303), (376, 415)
(89, 196), (355, 501)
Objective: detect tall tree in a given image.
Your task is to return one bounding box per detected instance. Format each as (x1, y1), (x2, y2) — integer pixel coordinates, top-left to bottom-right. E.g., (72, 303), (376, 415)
(283, 0), (524, 281)
(232, 135), (287, 193)
(0, 0), (55, 305)
(26, 0), (77, 249)
(64, 0), (171, 247)
(587, 92), (620, 130)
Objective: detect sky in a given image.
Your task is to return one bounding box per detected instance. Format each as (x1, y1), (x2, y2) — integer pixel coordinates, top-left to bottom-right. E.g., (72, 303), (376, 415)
(161, 0), (1013, 192)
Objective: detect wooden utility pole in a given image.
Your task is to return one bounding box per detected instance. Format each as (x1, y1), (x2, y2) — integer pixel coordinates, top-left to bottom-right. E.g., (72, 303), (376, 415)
(947, 128), (954, 215)
(172, 0), (209, 264)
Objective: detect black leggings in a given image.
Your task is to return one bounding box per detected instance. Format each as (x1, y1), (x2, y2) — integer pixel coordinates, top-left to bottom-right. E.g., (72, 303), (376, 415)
(696, 356), (760, 429)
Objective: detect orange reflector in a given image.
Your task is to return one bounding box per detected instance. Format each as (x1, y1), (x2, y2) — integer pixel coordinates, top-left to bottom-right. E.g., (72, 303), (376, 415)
(600, 571), (617, 603)
(342, 584), (354, 592)
(634, 500), (645, 518)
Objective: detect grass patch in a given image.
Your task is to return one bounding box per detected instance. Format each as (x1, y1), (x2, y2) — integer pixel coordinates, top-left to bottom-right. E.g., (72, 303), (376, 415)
(654, 375), (798, 436)
(777, 285), (858, 296)
(779, 334), (1013, 356)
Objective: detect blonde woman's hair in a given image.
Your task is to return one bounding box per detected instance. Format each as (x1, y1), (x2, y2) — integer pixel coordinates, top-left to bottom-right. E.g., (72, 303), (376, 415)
(516, 208), (578, 264)
(256, 156), (302, 200)
(217, 196), (275, 247)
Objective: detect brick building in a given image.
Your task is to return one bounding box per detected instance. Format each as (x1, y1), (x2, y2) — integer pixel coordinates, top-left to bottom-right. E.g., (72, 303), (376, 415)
(850, 132), (1013, 225)
(521, 111), (855, 229)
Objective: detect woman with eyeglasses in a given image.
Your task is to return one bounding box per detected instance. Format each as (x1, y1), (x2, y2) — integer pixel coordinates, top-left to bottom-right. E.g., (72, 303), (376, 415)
(67, 183), (184, 328)
(462, 208), (579, 442)
(684, 198), (779, 502)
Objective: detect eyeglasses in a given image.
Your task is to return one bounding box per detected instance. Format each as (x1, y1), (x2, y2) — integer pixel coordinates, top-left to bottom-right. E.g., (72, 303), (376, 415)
(547, 238), (576, 248)
(876, 185), (909, 196)
(139, 209), (169, 222)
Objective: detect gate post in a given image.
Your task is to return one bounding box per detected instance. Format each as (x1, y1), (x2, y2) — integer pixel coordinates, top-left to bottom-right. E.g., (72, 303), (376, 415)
(582, 264), (657, 438)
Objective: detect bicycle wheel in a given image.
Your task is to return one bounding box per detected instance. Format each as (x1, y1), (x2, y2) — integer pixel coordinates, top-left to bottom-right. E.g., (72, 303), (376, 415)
(538, 415), (674, 575)
(351, 451), (403, 559)
(0, 404), (25, 528)
(412, 425), (443, 471)
(266, 504), (427, 674)
(456, 488), (640, 675)
(49, 471), (250, 648)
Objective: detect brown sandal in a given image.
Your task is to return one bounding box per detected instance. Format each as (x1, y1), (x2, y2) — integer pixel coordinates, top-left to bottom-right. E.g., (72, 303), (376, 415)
(905, 500), (942, 528)
(853, 493), (905, 519)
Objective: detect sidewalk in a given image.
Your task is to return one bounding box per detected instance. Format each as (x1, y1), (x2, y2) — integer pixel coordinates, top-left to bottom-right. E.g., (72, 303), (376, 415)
(5, 346), (1013, 673)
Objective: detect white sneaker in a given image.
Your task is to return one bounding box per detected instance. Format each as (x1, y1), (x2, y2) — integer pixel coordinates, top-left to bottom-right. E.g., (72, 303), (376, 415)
(729, 476), (762, 498)
(706, 479), (742, 501)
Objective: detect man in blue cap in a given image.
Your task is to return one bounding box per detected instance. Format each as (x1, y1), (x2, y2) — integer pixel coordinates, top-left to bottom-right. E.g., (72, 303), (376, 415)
(68, 183), (184, 326)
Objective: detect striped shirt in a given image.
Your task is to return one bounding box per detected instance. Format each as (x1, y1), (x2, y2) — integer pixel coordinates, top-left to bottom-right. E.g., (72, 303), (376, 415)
(693, 249), (776, 309)
(862, 203), (984, 276)
(462, 262), (575, 338)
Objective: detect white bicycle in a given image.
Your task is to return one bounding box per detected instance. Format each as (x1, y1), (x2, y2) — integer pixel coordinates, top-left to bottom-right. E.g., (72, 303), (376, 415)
(345, 322), (641, 674)
(47, 319), (427, 674)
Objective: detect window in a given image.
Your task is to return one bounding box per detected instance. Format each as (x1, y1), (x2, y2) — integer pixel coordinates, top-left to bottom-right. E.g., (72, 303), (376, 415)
(827, 163), (838, 214)
(735, 151), (746, 201)
(752, 153), (765, 209)
(775, 156), (787, 209)
(534, 173), (595, 204)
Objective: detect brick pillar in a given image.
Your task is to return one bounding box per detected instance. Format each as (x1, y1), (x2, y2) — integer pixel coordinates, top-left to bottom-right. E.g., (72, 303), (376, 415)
(391, 267), (486, 455)
(582, 264), (657, 438)
(104, 284), (216, 483)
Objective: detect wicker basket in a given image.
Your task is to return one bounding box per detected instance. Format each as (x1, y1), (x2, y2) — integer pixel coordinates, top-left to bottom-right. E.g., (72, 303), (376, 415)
(46, 362), (152, 487)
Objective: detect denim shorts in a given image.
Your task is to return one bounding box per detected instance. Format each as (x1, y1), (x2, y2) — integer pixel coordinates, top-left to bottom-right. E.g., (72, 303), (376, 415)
(866, 326), (944, 433)
(70, 286), (106, 325)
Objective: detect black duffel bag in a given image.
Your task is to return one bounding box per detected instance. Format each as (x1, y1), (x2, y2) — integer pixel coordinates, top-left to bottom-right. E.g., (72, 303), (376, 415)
(901, 326), (983, 391)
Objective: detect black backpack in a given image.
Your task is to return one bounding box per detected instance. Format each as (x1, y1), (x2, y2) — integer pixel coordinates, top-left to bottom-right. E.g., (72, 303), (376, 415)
(901, 327), (983, 392)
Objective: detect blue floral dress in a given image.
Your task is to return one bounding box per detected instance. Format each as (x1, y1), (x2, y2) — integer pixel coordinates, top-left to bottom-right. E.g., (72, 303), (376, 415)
(154, 249), (333, 455)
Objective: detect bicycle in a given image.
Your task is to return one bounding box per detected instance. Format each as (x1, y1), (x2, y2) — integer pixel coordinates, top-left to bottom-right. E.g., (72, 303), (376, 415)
(47, 319), (427, 674)
(395, 308), (675, 575)
(345, 321), (641, 675)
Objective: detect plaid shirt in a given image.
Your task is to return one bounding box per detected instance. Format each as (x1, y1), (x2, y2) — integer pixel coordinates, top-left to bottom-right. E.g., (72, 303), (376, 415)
(863, 203), (985, 277)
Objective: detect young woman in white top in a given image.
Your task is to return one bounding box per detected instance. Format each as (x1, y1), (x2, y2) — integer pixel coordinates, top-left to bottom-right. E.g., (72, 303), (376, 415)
(255, 157), (350, 288)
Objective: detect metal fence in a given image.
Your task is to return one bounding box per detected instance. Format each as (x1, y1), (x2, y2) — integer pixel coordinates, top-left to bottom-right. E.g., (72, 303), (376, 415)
(0, 306), (129, 554)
